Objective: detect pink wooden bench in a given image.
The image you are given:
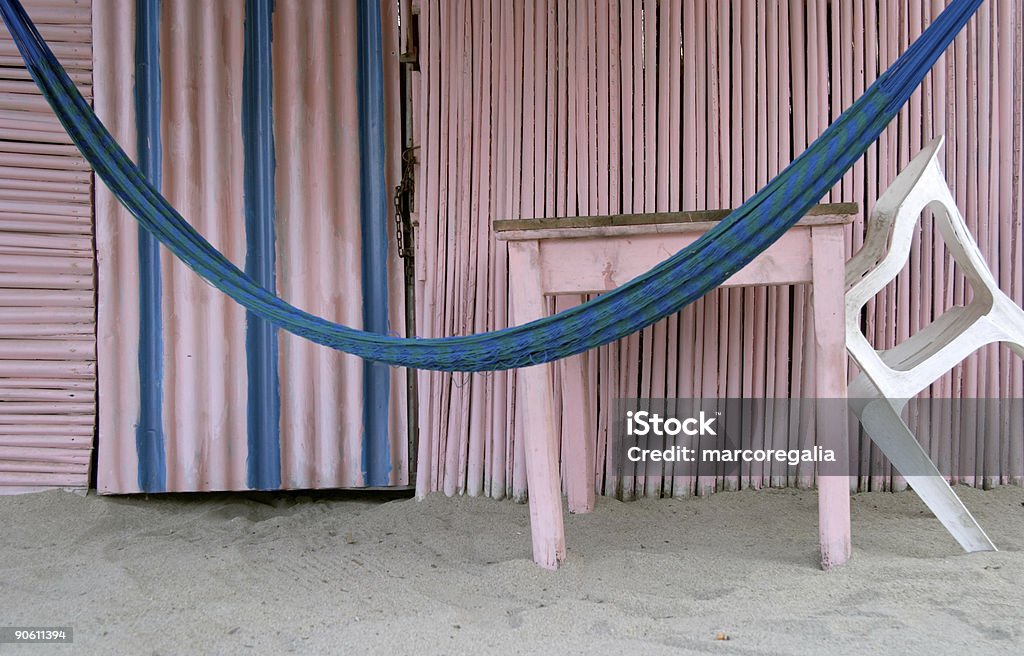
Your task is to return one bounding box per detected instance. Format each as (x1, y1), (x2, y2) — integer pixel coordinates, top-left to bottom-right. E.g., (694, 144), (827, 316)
(495, 202), (858, 570)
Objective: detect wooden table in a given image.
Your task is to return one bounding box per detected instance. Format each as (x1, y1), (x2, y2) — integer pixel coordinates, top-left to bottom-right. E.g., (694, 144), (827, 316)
(494, 202), (858, 570)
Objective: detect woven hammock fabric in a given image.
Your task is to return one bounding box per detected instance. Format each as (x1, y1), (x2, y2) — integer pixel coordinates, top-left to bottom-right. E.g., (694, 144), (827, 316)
(0, 0), (983, 372)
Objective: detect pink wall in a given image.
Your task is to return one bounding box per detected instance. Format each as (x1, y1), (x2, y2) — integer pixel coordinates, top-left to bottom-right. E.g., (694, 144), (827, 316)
(412, 0), (1024, 499)
(3, 0), (1020, 497)
(0, 0), (95, 493)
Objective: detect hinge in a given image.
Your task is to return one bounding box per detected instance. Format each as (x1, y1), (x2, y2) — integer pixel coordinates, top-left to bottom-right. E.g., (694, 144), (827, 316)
(399, 5), (420, 68)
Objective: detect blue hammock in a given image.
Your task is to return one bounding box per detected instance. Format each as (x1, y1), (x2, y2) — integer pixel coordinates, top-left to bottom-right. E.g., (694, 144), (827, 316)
(0, 0), (982, 372)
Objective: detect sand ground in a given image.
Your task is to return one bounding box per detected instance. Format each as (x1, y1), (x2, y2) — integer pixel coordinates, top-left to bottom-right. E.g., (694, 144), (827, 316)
(1, 485), (1022, 655)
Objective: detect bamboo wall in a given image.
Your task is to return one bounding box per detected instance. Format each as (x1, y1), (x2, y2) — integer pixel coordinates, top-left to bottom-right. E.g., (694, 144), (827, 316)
(412, 0), (1024, 499)
(0, 0), (94, 493)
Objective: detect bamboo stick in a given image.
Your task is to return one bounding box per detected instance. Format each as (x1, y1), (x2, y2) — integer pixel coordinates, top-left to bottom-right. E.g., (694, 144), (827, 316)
(0, 246), (92, 259)
(0, 423), (92, 436)
(0, 447), (91, 464)
(451, 0), (474, 496)
(465, 0), (490, 497)
(0, 165), (89, 185)
(0, 272), (91, 290)
(0, 325), (92, 338)
(0, 153), (89, 172)
(0, 411), (94, 424)
(0, 377), (94, 390)
(0, 65), (90, 85)
(595, 0), (609, 218)
(489, 0), (507, 499)
(0, 460), (90, 478)
(413, 0), (436, 496)
(0, 191), (90, 209)
(0, 40), (89, 59)
(556, 0), (570, 219)
(0, 226), (94, 245)
(20, 6), (91, 25)
(13, 22), (91, 40)
(0, 200), (89, 218)
(0, 253), (91, 274)
(0, 289), (92, 306)
(0, 435), (93, 448)
(432, 0), (452, 493)
(0, 339), (93, 360)
(0, 472), (88, 486)
(606, 0), (619, 216)
(0, 386), (92, 401)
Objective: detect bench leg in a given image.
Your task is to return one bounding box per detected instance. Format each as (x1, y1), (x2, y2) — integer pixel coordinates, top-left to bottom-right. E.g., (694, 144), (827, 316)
(508, 241), (566, 569)
(812, 227), (852, 569)
(560, 351), (595, 513)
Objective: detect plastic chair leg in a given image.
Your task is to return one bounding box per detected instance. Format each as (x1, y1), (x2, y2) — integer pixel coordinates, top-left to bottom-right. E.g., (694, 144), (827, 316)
(857, 398), (996, 553)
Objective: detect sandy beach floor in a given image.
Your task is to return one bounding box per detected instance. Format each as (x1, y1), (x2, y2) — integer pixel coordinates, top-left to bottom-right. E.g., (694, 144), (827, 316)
(1, 485), (1022, 655)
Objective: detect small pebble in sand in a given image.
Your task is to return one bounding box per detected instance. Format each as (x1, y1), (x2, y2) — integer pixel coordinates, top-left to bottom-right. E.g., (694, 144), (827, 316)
(715, 631), (730, 641)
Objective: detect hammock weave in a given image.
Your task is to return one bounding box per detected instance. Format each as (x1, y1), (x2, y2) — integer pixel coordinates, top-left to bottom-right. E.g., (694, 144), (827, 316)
(0, 0), (983, 372)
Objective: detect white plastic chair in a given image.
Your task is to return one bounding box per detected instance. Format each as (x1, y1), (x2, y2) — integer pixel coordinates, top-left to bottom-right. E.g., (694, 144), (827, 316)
(845, 135), (1024, 553)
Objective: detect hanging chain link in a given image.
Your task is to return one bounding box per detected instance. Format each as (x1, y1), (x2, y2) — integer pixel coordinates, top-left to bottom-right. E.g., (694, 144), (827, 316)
(393, 145), (419, 262)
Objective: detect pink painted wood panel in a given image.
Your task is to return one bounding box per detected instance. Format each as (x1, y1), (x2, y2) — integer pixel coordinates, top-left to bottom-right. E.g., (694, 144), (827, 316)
(0, 0), (95, 494)
(412, 0), (1024, 499)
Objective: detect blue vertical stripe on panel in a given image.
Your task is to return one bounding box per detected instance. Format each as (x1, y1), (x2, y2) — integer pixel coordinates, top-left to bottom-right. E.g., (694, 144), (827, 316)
(134, 0), (165, 492)
(356, 0), (391, 486)
(242, 0), (281, 490)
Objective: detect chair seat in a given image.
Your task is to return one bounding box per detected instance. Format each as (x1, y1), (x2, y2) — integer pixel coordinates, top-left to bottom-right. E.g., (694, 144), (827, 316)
(852, 303), (1017, 401)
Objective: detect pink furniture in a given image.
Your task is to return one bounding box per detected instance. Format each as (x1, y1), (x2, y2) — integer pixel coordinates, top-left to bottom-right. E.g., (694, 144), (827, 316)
(495, 203), (858, 570)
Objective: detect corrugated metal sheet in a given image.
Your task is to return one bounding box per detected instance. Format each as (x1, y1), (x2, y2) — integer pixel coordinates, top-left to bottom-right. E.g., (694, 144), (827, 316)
(94, 0), (408, 493)
(93, 0), (140, 493)
(412, 0), (1024, 499)
(0, 0), (94, 494)
(274, 0), (365, 489)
